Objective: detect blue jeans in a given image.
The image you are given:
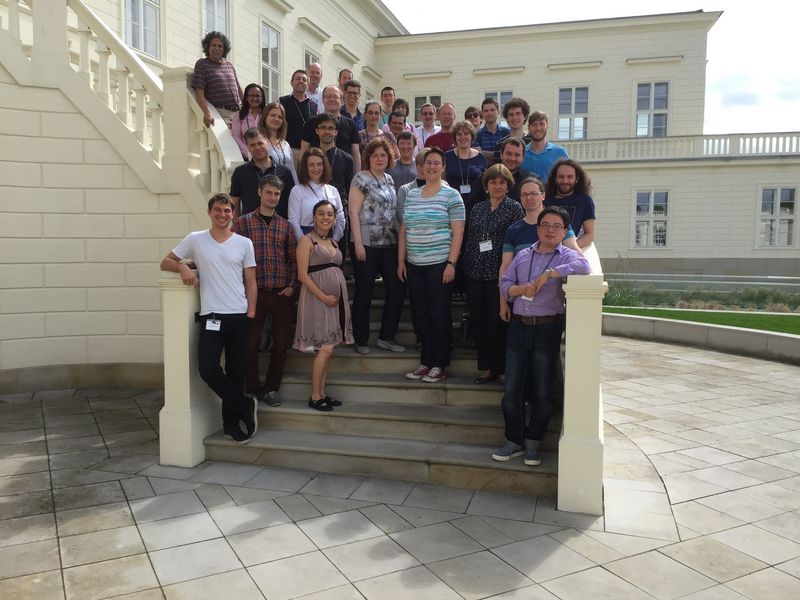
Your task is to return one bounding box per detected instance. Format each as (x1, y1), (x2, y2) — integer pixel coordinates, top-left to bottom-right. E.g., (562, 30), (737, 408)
(501, 318), (563, 445)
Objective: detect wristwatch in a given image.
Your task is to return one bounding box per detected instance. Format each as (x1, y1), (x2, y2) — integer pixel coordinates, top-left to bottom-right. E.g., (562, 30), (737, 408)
(544, 268), (553, 279)
(446, 260), (457, 267)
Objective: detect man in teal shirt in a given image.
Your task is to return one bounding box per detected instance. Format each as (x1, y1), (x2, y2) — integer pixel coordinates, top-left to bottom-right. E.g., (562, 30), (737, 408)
(521, 111), (568, 184)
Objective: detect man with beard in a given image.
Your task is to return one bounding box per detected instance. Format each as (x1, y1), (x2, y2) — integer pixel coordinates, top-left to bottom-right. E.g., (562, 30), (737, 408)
(279, 70), (318, 162)
(300, 85), (361, 172)
(521, 112), (568, 184)
(230, 128), (295, 218)
(314, 113), (354, 204)
(544, 159), (596, 248)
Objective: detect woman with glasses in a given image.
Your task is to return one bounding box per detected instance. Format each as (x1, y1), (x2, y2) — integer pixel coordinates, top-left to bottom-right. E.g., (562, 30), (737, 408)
(358, 100), (397, 153)
(260, 102), (299, 184)
(398, 148), (465, 383)
(462, 165), (523, 384)
(232, 84), (266, 159)
(464, 106), (482, 130)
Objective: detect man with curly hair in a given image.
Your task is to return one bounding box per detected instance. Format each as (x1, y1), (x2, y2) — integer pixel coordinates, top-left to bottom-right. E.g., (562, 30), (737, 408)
(191, 31), (243, 128)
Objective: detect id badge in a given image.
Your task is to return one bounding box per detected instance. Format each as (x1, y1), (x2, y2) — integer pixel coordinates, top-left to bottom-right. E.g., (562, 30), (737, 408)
(383, 208), (395, 222)
(479, 240), (492, 252)
(206, 319), (221, 331)
(460, 184), (471, 194)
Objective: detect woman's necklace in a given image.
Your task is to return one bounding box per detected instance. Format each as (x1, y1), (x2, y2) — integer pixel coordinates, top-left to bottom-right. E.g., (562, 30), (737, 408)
(313, 227), (329, 240)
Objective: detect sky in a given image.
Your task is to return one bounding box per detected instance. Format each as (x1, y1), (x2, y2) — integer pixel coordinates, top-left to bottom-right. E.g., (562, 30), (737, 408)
(380, 0), (799, 134)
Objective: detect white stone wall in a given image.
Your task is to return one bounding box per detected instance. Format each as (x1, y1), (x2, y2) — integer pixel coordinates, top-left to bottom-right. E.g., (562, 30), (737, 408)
(0, 61), (197, 370)
(373, 13), (714, 137)
(82, 0), (399, 95)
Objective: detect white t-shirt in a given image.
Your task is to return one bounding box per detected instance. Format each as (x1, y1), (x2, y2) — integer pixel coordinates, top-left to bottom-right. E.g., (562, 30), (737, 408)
(172, 230), (256, 315)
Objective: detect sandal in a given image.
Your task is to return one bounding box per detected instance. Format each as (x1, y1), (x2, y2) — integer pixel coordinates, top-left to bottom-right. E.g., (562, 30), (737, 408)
(324, 395), (342, 407)
(308, 397), (334, 412)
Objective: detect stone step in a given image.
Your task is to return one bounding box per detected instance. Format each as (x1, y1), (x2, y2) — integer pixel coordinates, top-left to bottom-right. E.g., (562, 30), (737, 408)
(279, 347), (480, 377)
(366, 297), (468, 324)
(275, 372), (503, 407)
(204, 429), (557, 496)
(255, 397), (561, 449)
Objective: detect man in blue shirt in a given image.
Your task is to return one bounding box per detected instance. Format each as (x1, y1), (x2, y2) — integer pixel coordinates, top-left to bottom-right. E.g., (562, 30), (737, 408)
(474, 98), (510, 164)
(521, 111), (568, 184)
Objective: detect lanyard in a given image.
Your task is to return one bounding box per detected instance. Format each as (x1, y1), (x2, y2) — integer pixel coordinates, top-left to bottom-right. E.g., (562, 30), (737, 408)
(527, 246), (557, 283)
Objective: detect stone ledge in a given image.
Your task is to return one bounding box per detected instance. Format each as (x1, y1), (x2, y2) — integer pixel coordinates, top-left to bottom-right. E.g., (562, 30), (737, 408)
(603, 313), (800, 365)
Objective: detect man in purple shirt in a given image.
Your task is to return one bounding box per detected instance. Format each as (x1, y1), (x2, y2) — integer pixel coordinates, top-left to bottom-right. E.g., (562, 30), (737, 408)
(493, 207), (590, 467)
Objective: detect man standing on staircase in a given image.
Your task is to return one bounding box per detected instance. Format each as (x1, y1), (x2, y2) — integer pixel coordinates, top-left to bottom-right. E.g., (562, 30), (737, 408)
(160, 194), (258, 444)
(192, 31), (243, 128)
(492, 207), (589, 466)
(232, 175), (297, 408)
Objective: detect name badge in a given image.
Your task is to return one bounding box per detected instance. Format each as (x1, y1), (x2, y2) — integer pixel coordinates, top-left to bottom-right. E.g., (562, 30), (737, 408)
(479, 240), (493, 252)
(459, 184), (471, 194)
(383, 208), (395, 222)
(206, 319), (221, 331)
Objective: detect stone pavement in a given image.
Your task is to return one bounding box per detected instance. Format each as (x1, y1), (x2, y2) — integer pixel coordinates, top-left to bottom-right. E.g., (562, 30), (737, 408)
(1, 336), (799, 599)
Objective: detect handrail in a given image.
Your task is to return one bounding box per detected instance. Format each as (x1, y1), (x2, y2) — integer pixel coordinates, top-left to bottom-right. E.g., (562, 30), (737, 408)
(66, 0), (162, 102)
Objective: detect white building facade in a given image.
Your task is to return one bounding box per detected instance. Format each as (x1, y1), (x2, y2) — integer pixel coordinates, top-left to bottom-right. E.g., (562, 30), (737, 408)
(0, 0), (797, 377)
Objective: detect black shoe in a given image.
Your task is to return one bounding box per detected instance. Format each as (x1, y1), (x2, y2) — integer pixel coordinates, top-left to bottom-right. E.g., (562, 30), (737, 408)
(308, 397), (334, 412)
(474, 373), (499, 385)
(223, 425), (251, 444)
(324, 395), (342, 407)
(242, 395), (258, 438)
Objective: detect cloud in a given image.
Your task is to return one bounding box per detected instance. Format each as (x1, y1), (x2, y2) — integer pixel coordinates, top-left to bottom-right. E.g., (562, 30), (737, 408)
(720, 91), (759, 107)
(776, 80), (800, 102)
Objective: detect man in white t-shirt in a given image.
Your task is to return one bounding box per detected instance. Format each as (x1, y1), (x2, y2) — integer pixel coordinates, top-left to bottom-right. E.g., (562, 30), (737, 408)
(160, 194), (258, 443)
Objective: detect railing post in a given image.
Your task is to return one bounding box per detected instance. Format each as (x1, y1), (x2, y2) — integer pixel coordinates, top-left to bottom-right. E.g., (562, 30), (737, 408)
(558, 274), (608, 515)
(158, 273), (218, 467)
(161, 67), (193, 176)
(8, 0), (21, 42)
(31, 0), (69, 80)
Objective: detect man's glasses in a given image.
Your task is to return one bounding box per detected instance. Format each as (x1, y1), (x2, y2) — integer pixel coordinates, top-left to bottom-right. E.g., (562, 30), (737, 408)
(520, 191), (544, 198)
(538, 223), (565, 231)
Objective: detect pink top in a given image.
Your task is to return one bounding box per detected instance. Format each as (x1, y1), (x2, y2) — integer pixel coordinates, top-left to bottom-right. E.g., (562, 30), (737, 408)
(231, 111), (262, 159)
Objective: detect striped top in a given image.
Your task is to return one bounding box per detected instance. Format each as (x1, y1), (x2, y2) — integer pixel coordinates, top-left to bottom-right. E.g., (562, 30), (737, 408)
(191, 58), (240, 109)
(403, 185), (465, 266)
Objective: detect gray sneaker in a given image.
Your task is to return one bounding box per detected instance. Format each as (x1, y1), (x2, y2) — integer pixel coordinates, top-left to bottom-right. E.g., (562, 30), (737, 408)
(492, 442), (524, 462)
(377, 338), (406, 353)
(355, 345), (371, 354)
(524, 439), (541, 466)
(262, 391), (282, 407)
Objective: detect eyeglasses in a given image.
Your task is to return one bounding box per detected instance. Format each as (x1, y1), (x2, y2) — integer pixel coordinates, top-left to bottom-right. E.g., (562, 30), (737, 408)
(467, 113), (479, 119)
(423, 160), (443, 166)
(247, 94), (263, 99)
(537, 223), (565, 231)
(520, 191), (544, 198)
(344, 91), (360, 96)
(421, 111), (435, 116)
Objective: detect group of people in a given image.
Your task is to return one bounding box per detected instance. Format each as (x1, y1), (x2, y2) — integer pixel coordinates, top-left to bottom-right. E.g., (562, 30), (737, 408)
(179, 31), (595, 465)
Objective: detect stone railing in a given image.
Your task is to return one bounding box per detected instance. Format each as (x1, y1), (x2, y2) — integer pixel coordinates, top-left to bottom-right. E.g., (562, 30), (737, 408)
(0, 0), (242, 202)
(158, 246), (608, 515)
(563, 132), (800, 163)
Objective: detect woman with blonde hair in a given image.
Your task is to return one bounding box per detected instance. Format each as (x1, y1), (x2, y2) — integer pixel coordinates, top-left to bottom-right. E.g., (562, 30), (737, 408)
(260, 101), (299, 183)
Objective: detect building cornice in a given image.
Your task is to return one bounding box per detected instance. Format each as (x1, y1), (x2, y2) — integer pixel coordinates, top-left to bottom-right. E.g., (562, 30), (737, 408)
(375, 10), (721, 45)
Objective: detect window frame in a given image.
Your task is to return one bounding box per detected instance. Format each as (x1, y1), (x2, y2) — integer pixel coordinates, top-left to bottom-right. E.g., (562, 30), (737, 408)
(303, 48), (321, 70)
(635, 81), (669, 138)
(557, 86), (589, 141)
(633, 189), (670, 248)
(203, 0), (228, 35)
(125, 0), (160, 59)
(260, 20), (281, 103)
(757, 186), (796, 248)
(413, 94), (443, 123)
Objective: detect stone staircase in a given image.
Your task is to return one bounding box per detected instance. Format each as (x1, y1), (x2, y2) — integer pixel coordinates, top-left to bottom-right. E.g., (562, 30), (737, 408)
(204, 281), (561, 496)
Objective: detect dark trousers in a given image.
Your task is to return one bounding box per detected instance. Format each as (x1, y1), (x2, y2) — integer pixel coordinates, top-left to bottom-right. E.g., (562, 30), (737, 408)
(407, 261), (453, 368)
(501, 318), (563, 445)
(246, 289), (293, 394)
(198, 313), (251, 430)
(465, 276), (507, 375)
(351, 245), (406, 346)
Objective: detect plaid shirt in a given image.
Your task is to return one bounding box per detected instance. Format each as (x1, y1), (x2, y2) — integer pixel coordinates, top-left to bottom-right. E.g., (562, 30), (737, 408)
(232, 211), (297, 291)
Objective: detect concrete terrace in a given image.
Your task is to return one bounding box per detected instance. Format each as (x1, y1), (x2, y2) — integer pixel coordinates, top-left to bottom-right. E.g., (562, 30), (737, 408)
(1, 336), (799, 599)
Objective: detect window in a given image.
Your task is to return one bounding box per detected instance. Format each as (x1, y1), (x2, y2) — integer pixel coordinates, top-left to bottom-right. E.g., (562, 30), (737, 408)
(636, 82), (668, 137)
(485, 91), (513, 109)
(125, 0), (159, 58)
(634, 191), (668, 247)
(759, 188), (795, 247)
(261, 22), (280, 102)
(204, 0), (227, 34)
(304, 49), (320, 69)
(558, 86), (588, 140)
(414, 95), (442, 122)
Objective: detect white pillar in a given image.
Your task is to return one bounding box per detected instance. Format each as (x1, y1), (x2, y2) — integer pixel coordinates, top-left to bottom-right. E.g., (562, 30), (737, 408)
(158, 272), (218, 467)
(31, 0), (69, 81)
(161, 67), (193, 176)
(558, 274), (607, 515)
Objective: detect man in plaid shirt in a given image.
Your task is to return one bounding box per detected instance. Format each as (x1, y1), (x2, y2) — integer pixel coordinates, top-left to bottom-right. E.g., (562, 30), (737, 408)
(232, 175), (298, 406)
